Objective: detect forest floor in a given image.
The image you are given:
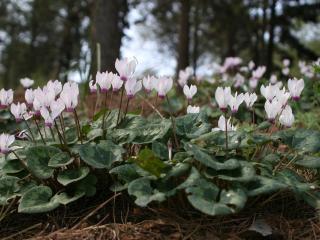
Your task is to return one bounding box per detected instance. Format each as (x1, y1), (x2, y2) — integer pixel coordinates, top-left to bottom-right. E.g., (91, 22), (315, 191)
(1, 191), (319, 240)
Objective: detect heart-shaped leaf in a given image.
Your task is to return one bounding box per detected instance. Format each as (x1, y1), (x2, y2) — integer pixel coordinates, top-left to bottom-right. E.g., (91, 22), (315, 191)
(78, 143), (116, 169)
(48, 152), (73, 167)
(18, 186), (60, 213)
(26, 146), (61, 179)
(57, 167), (90, 186)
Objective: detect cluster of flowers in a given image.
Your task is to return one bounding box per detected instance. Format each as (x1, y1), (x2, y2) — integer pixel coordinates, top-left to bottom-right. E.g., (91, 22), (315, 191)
(89, 58), (200, 114)
(212, 77), (304, 131)
(217, 56), (317, 91)
(0, 56), (308, 154)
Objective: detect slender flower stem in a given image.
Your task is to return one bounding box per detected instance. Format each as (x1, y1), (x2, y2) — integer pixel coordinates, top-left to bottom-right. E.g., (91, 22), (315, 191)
(23, 118), (35, 143)
(54, 120), (69, 148)
(102, 91), (108, 131)
(224, 111), (229, 157)
(166, 96), (180, 150)
(124, 97), (130, 119)
(59, 116), (67, 143)
(252, 107), (255, 124)
(49, 127), (56, 141)
(34, 118), (45, 144)
(73, 109), (83, 144)
(116, 87), (125, 125)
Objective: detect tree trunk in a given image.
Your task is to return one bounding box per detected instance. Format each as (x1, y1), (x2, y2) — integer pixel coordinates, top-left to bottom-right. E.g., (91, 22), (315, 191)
(177, 0), (190, 73)
(266, 0), (277, 77)
(93, 0), (128, 73)
(192, 1), (200, 78)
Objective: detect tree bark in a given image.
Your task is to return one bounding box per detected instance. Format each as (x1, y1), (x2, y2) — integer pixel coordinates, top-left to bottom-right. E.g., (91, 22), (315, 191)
(177, 0), (190, 73)
(93, 0), (128, 73)
(266, 0), (277, 77)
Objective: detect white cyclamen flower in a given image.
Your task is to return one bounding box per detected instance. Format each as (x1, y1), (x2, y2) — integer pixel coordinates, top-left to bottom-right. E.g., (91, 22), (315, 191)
(252, 66), (266, 80)
(40, 99), (65, 127)
(20, 78), (34, 88)
(143, 75), (157, 93)
(233, 73), (245, 88)
(260, 84), (279, 102)
(0, 89), (13, 109)
(228, 92), (244, 113)
(213, 115), (236, 132)
(111, 74), (123, 92)
(215, 86), (232, 111)
(183, 84), (197, 100)
(264, 98), (282, 122)
(89, 80), (98, 93)
(25, 89), (34, 107)
(10, 102), (27, 122)
(187, 105), (200, 114)
(248, 61), (255, 70)
(60, 82), (79, 112)
(0, 133), (15, 154)
(96, 71), (112, 93)
(115, 58), (137, 81)
(243, 92), (257, 109)
(154, 77), (173, 99)
(269, 74), (277, 84)
(288, 78), (304, 101)
(275, 87), (290, 107)
(249, 78), (259, 89)
(46, 80), (62, 96)
(178, 67), (192, 87)
(279, 105), (294, 128)
(282, 67), (290, 76)
(283, 59), (290, 67)
(125, 78), (142, 99)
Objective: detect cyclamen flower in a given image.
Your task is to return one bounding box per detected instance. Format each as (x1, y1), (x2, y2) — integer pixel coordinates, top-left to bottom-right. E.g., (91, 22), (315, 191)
(33, 87), (55, 108)
(275, 87), (290, 107)
(125, 78), (142, 99)
(178, 67), (192, 87)
(243, 92), (257, 109)
(252, 66), (266, 80)
(142, 75), (157, 93)
(248, 61), (255, 70)
(215, 87), (232, 112)
(212, 115), (236, 132)
(96, 71), (112, 93)
(260, 84), (279, 102)
(10, 103), (28, 122)
(233, 73), (245, 88)
(249, 78), (259, 89)
(46, 80), (62, 96)
(60, 82), (79, 112)
(220, 57), (242, 73)
(279, 105), (294, 128)
(20, 78), (34, 88)
(183, 84), (197, 100)
(269, 74), (277, 84)
(288, 78), (304, 101)
(264, 98), (282, 122)
(154, 77), (173, 99)
(283, 59), (290, 67)
(282, 67), (290, 76)
(111, 74), (123, 92)
(40, 99), (65, 127)
(89, 80), (98, 93)
(115, 58), (137, 81)
(187, 105), (200, 114)
(25, 89), (34, 107)
(0, 89), (13, 109)
(0, 133), (15, 154)
(228, 92), (244, 113)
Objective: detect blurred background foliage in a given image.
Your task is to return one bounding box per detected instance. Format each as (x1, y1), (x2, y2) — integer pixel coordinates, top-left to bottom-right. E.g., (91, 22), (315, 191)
(0, 0), (319, 88)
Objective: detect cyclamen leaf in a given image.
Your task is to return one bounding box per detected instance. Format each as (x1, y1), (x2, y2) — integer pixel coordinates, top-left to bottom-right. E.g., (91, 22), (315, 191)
(18, 186), (60, 213)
